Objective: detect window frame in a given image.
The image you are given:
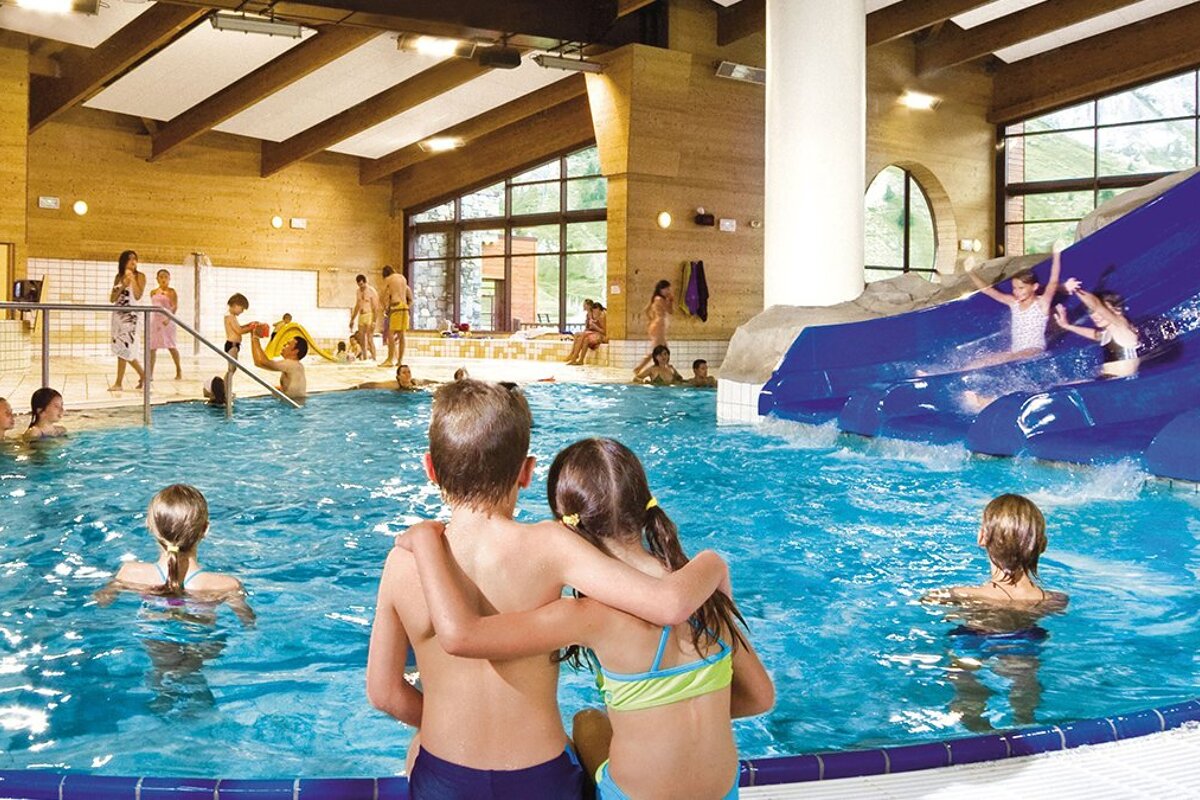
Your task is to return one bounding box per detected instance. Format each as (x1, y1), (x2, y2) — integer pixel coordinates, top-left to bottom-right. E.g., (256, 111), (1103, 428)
(864, 165), (939, 281)
(406, 143), (606, 333)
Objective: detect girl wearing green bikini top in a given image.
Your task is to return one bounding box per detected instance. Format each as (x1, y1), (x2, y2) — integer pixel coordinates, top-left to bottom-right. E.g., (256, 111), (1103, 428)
(406, 438), (774, 800)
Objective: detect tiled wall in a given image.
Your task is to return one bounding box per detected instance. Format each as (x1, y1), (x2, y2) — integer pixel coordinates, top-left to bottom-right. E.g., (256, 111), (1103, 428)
(28, 259), (347, 357)
(603, 339), (729, 371)
(404, 336), (729, 368)
(717, 379), (765, 425)
(0, 320), (30, 372)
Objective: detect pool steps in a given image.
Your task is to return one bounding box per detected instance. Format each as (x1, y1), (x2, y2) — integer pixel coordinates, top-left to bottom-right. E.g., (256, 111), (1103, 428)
(3, 698), (1197, 798)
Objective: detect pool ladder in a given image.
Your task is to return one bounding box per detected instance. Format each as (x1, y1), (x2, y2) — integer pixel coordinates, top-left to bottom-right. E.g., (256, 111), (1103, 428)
(1, 301), (300, 424)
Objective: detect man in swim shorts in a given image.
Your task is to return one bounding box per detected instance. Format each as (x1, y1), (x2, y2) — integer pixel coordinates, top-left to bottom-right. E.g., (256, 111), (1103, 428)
(380, 265), (414, 368)
(351, 274), (380, 362)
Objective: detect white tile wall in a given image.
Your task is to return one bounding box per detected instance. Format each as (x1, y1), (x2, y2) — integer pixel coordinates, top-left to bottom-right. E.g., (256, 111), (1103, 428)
(606, 339), (729, 370)
(0, 321), (31, 372)
(717, 379), (765, 425)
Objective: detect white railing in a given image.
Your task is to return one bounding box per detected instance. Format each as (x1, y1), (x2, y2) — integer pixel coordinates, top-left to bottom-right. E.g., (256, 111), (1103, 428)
(0, 301), (300, 425)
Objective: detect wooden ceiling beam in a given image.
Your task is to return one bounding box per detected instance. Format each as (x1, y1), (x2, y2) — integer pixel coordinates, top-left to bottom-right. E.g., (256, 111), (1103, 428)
(617, 0), (659, 15)
(918, 0), (1143, 75)
(260, 56), (492, 178)
(393, 93), (595, 214)
(866, 0), (994, 47)
(28, 3), (208, 133)
(150, 25), (376, 161)
(717, 0), (764, 47)
(361, 74), (587, 185)
(991, 2), (1200, 124)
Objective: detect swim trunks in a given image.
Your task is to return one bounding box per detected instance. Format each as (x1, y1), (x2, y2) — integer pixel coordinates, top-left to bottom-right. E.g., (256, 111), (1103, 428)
(224, 341), (240, 356)
(595, 760), (737, 800)
(357, 312), (375, 329)
(388, 304), (409, 333)
(409, 746), (584, 800)
(949, 625), (1048, 658)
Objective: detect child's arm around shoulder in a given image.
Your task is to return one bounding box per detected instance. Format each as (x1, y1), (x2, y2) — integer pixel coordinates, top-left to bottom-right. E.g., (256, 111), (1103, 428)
(534, 520), (728, 626)
(724, 577), (774, 718)
(366, 544), (424, 727)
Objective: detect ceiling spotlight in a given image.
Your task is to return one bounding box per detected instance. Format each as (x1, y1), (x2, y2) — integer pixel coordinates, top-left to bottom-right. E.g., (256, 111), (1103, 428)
(210, 12), (305, 39)
(418, 137), (464, 153)
(533, 53), (602, 74)
(899, 90), (941, 110)
(398, 34), (477, 58)
(13, 0), (98, 12)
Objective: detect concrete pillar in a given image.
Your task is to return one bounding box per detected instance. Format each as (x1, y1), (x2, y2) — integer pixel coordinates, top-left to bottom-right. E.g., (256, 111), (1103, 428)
(764, 0), (865, 308)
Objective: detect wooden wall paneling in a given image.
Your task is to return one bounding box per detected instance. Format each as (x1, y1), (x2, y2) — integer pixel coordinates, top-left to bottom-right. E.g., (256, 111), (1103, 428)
(28, 4), (208, 132)
(26, 108), (394, 286)
(917, 0), (1142, 76)
(152, 26), (378, 161)
(390, 95), (596, 216)
(0, 33), (28, 285)
(716, 0), (763, 47)
(990, 3), (1200, 123)
(360, 74), (588, 185)
(261, 56), (493, 177)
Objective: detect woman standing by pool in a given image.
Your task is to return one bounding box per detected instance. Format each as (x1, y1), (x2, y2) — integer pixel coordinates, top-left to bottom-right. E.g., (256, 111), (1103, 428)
(633, 280), (674, 376)
(109, 250), (146, 391)
(149, 269), (182, 380)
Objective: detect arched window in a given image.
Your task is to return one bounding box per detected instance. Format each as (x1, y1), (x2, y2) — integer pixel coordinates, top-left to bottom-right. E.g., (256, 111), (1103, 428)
(864, 165), (937, 283)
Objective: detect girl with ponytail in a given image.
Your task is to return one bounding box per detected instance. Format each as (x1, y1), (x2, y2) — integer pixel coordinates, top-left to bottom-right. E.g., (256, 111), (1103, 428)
(97, 484), (254, 624)
(401, 438), (773, 799)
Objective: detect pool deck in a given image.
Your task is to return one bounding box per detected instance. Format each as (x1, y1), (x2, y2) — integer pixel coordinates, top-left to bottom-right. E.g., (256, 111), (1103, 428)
(0, 353), (646, 429)
(742, 724), (1200, 798)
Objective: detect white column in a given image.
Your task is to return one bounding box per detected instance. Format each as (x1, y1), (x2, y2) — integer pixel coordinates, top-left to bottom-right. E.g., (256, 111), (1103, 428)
(764, 0), (865, 308)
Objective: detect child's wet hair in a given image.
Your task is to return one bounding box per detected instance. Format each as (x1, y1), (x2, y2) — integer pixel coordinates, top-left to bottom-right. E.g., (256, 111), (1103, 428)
(1099, 291), (1126, 313)
(979, 493), (1047, 585)
(693, 358), (707, 371)
(548, 438), (749, 663)
(429, 379), (532, 511)
(146, 484), (209, 597)
(1011, 270), (1038, 287)
(652, 344), (671, 362)
(28, 387), (61, 428)
(228, 293), (249, 310)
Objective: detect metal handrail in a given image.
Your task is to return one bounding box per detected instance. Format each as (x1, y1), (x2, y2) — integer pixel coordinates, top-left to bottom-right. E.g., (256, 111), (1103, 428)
(1, 301), (300, 425)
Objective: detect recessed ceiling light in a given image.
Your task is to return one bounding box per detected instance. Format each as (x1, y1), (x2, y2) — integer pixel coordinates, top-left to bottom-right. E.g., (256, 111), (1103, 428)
(899, 91), (941, 110)
(418, 137), (463, 153)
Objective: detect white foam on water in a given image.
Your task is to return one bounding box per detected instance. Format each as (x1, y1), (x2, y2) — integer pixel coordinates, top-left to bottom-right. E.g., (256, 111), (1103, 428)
(854, 437), (972, 472)
(757, 417), (841, 450)
(1025, 459), (1149, 507)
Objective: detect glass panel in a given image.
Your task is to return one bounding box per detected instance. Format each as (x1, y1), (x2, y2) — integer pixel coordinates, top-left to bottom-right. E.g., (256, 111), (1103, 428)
(460, 182), (505, 219)
(459, 228), (504, 259)
(565, 252), (606, 326)
(1022, 191), (1096, 222)
(1097, 119), (1196, 176)
(864, 165), (905, 269)
(1019, 129), (1095, 182)
(566, 221), (607, 252)
(566, 146), (601, 177)
(457, 257), (504, 329)
(512, 160), (561, 184)
(411, 260), (452, 330)
(1013, 221), (1077, 255)
(511, 182), (560, 216)
(1097, 187), (1133, 206)
(414, 231), (449, 260)
(865, 267), (902, 284)
(530, 254), (560, 328)
(907, 176), (936, 270)
(512, 224), (560, 254)
(1098, 72), (1196, 125)
(1020, 101), (1095, 134)
(411, 201), (453, 223)
(566, 177), (607, 210)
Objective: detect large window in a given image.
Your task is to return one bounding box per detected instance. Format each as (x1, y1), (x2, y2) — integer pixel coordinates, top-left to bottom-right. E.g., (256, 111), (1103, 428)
(1002, 70), (1199, 255)
(865, 165), (937, 283)
(407, 145), (607, 332)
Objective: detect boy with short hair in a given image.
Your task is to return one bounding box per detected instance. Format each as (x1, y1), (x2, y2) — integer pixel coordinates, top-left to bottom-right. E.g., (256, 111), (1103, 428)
(690, 358), (718, 387)
(367, 380), (727, 798)
(223, 294), (254, 359)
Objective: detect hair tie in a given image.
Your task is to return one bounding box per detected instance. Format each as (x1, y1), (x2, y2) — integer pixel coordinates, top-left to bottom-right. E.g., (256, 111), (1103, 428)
(645, 497), (658, 511)
(561, 513), (580, 527)
(166, 543), (180, 554)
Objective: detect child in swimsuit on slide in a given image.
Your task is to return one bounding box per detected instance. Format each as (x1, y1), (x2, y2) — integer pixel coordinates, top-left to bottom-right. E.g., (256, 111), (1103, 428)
(924, 494), (1067, 731)
(401, 437), (774, 800)
(966, 244), (1063, 368)
(95, 484), (254, 626)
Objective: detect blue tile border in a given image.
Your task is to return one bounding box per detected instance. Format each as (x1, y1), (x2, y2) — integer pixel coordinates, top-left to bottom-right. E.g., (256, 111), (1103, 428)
(1, 698), (1198, 796)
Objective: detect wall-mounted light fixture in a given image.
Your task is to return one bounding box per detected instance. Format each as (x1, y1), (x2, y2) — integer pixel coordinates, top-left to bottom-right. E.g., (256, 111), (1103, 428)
(418, 137), (464, 153)
(656, 211), (672, 229)
(270, 215), (284, 229)
(533, 53), (602, 74)
(958, 238), (982, 252)
(72, 200), (88, 216)
(899, 90), (941, 110)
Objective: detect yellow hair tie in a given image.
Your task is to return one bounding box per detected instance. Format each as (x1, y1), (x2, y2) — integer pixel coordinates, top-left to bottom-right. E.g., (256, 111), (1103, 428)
(166, 543), (180, 554)
(561, 513), (580, 527)
(645, 497), (658, 511)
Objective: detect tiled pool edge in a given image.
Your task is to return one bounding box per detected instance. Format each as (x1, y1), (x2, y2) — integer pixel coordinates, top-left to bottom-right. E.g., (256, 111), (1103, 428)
(3, 699), (1197, 798)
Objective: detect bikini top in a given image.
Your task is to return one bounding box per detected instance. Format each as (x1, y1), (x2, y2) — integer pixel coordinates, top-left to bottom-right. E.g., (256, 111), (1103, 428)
(141, 564), (212, 610)
(1100, 329), (1139, 363)
(594, 626), (733, 713)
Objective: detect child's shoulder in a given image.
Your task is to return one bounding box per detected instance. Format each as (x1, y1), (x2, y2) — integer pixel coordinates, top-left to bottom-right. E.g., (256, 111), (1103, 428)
(114, 560), (158, 586)
(190, 571), (243, 594)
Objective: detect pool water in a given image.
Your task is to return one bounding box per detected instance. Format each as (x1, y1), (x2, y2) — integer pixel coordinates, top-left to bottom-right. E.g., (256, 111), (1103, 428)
(1, 385), (1199, 777)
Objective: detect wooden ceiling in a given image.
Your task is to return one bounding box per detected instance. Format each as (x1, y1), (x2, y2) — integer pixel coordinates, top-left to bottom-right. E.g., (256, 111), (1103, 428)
(7, 0), (1200, 185)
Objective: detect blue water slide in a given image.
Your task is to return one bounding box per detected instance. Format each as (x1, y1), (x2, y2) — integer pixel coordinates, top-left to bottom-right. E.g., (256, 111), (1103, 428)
(1146, 409), (1200, 481)
(761, 171), (1200, 442)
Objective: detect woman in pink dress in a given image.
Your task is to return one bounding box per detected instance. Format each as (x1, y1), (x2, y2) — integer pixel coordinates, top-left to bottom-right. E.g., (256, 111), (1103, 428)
(149, 269), (182, 380)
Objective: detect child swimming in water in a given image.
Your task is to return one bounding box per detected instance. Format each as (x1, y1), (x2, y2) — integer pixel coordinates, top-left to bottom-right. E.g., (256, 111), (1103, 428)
(635, 344), (683, 385)
(24, 387), (66, 440)
(96, 484), (254, 625)
(402, 437), (774, 799)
